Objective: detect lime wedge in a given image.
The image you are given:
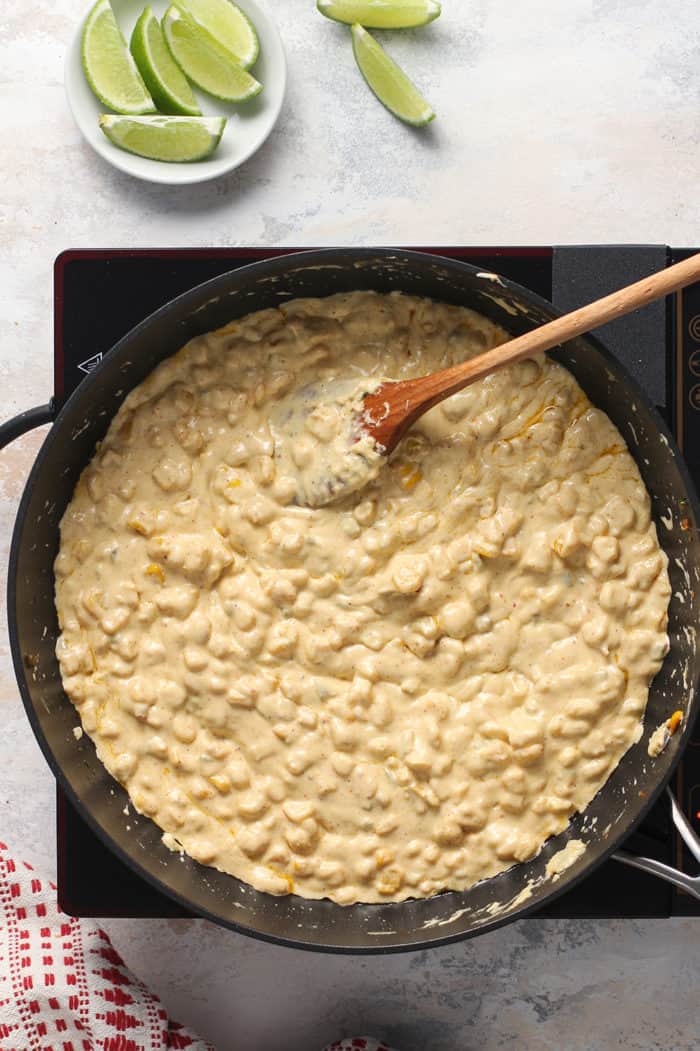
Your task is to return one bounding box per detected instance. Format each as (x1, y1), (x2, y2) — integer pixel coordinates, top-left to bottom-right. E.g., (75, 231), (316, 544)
(162, 6), (262, 102)
(172, 0), (259, 68)
(99, 114), (226, 161)
(318, 0), (440, 29)
(351, 23), (434, 126)
(130, 7), (201, 116)
(82, 0), (156, 114)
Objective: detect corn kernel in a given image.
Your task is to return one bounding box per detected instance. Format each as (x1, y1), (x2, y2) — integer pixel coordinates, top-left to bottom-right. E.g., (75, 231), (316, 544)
(209, 773), (232, 794)
(375, 848), (393, 870)
(668, 710), (683, 735)
(397, 463), (422, 491)
(268, 866), (294, 893)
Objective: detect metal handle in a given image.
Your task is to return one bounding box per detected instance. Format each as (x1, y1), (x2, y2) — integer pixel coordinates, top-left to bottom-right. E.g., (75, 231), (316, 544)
(612, 787), (700, 900)
(0, 402), (55, 450)
(668, 788), (700, 864)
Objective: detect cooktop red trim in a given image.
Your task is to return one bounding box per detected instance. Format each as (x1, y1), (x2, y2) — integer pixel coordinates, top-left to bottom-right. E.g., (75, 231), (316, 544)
(53, 246), (553, 403)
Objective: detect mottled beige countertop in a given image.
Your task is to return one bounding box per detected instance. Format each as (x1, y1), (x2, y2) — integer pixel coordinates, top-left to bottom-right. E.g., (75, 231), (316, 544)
(1, 0), (699, 1047)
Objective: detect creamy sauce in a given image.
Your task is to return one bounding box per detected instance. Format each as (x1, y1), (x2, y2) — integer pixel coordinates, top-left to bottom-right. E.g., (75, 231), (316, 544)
(545, 839), (586, 879)
(648, 722), (671, 757)
(270, 375), (386, 507)
(484, 881), (537, 917)
(54, 291), (671, 905)
(648, 710), (683, 757)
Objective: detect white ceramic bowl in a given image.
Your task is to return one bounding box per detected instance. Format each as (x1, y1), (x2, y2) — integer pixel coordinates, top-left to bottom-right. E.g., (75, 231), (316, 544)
(65, 0), (286, 185)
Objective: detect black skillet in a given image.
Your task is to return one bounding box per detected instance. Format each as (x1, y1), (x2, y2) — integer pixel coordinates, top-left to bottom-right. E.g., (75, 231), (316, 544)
(2, 248), (699, 952)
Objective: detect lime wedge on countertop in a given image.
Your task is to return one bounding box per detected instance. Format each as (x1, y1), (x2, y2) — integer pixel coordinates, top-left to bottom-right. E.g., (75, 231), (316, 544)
(82, 0), (156, 114)
(130, 7), (201, 115)
(351, 23), (435, 126)
(318, 0), (441, 29)
(163, 6), (262, 102)
(172, 0), (259, 68)
(99, 114), (226, 161)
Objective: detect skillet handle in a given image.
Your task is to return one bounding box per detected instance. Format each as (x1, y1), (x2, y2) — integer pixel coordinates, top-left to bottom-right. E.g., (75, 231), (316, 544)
(612, 787), (700, 900)
(0, 402), (55, 450)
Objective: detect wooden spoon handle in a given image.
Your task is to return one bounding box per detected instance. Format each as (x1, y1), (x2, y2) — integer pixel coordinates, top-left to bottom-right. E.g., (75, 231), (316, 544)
(365, 252), (700, 451)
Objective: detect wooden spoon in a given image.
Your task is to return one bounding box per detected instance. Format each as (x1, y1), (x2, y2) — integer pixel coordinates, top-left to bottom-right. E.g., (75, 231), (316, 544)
(362, 252), (700, 455)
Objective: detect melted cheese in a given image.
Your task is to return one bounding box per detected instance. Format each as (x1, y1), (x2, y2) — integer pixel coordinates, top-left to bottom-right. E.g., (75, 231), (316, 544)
(269, 374), (386, 507)
(54, 291), (671, 904)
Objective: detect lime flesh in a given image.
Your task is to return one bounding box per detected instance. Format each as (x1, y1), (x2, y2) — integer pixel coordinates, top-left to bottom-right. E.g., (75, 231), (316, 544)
(318, 0), (441, 29)
(82, 0), (156, 114)
(172, 0), (259, 68)
(162, 6), (262, 102)
(351, 23), (434, 125)
(99, 114), (225, 161)
(130, 6), (201, 115)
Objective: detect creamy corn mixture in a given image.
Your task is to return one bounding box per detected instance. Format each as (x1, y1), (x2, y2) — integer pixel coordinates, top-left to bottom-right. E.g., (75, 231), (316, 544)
(54, 291), (671, 905)
(270, 374), (386, 507)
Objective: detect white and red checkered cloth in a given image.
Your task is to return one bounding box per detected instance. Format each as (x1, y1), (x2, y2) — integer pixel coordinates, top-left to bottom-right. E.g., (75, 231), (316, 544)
(0, 838), (398, 1051)
(0, 839), (213, 1050)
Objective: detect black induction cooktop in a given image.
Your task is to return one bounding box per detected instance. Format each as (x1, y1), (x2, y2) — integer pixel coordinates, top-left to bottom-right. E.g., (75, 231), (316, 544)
(53, 246), (700, 920)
